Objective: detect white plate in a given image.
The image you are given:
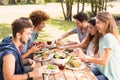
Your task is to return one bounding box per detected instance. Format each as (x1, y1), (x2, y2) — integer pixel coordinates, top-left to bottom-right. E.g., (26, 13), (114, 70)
(45, 45), (57, 49)
(66, 63), (86, 70)
(34, 51), (44, 54)
(42, 65), (60, 74)
(52, 56), (70, 65)
(34, 54), (52, 61)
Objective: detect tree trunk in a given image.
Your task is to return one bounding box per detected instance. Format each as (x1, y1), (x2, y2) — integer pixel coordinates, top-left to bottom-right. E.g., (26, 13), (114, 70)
(81, 0), (85, 12)
(94, 0), (97, 16)
(60, 0), (73, 21)
(60, 0), (67, 20)
(77, 0), (80, 13)
(9, 0), (16, 4)
(90, 0), (97, 17)
(90, 0), (94, 13)
(26, 0), (30, 4)
(104, 0), (107, 11)
(66, 0), (73, 21)
(98, 0), (102, 11)
(17, 0), (20, 3)
(0, 0), (3, 5)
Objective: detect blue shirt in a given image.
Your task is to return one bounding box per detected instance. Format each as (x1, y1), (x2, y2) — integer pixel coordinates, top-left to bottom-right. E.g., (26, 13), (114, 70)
(0, 36), (24, 80)
(98, 33), (120, 80)
(22, 30), (39, 54)
(70, 27), (88, 42)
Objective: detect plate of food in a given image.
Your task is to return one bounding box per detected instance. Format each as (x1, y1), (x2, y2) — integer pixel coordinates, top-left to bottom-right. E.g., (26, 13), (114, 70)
(34, 50), (44, 54)
(65, 59), (86, 70)
(42, 64), (60, 74)
(34, 51), (52, 61)
(52, 53), (70, 65)
(45, 45), (57, 50)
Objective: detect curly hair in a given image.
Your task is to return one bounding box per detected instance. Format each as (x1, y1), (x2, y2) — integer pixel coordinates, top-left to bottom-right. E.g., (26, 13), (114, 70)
(29, 10), (50, 27)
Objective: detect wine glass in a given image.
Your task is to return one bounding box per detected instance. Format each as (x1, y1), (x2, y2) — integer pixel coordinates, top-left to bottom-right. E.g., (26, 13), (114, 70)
(58, 64), (65, 70)
(47, 41), (52, 45)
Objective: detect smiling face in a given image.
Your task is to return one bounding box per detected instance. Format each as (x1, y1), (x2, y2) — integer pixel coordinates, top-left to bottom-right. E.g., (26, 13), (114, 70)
(96, 18), (106, 34)
(74, 19), (86, 29)
(88, 23), (97, 35)
(19, 28), (33, 44)
(36, 21), (46, 31)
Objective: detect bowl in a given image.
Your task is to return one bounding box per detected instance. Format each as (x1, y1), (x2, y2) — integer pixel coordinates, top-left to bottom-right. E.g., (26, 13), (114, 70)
(52, 54), (70, 65)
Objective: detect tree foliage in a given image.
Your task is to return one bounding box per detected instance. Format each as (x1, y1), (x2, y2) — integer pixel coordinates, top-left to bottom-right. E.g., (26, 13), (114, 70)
(61, 0), (108, 20)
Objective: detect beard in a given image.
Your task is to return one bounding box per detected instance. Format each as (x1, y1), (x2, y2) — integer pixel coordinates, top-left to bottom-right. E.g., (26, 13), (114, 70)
(20, 37), (26, 45)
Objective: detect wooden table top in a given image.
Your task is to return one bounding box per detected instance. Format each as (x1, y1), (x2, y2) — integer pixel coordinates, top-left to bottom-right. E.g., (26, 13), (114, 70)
(33, 60), (98, 80)
(33, 45), (98, 80)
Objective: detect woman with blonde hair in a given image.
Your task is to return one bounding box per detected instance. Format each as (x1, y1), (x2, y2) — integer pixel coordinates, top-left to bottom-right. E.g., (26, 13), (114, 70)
(77, 12), (120, 80)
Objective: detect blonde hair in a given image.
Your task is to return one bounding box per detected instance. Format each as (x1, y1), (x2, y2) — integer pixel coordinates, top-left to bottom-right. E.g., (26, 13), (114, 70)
(96, 11), (120, 42)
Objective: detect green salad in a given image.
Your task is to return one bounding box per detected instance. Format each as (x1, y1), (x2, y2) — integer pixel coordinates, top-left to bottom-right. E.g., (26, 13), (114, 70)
(53, 53), (67, 59)
(47, 64), (57, 70)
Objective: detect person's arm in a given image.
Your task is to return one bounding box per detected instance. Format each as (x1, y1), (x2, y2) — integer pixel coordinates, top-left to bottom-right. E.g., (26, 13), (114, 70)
(22, 58), (36, 68)
(3, 54), (42, 80)
(57, 31), (73, 41)
(83, 48), (111, 66)
(64, 40), (85, 49)
(22, 45), (42, 59)
(65, 43), (81, 49)
(3, 54), (28, 80)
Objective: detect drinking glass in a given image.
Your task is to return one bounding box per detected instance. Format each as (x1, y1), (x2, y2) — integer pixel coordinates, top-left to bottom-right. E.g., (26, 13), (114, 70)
(58, 64), (65, 70)
(47, 41), (52, 45)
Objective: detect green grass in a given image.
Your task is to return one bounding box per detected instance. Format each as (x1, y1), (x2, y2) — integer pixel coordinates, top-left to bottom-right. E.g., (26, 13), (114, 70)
(47, 19), (75, 31)
(0, 18), (120, 42)
(0, 23), (12, 41)
(0, 19), (75, 41)
(37, 30), (52, 41)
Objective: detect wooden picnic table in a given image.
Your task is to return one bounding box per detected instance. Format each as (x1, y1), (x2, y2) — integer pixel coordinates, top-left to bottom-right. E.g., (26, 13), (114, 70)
(33, 42), (98, 80)
(33, 60), (98, 80)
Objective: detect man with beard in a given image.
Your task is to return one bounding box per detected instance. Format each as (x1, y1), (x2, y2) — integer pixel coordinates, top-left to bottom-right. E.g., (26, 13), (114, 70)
(0, 19), (42, 80)
(21, 10), (50, 59)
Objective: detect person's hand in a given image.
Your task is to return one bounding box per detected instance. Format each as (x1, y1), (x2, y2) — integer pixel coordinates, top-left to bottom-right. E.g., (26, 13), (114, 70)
(29, 67), (43, 78)
(56, 38), (62, 42)
(33, 42), (44, 50)
(30, 45), (42, 53)
(27, 58), (36, 68)
(55, 40), (62, 47)
(73, 48), (85, 61)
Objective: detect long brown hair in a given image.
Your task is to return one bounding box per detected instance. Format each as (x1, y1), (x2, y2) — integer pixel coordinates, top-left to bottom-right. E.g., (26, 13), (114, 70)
(81, 18), (99, 55)
(96, 11), (120, 42)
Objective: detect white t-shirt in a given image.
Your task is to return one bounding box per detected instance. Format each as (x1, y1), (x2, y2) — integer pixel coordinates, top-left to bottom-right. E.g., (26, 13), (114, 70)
(86, 41), (97, 67)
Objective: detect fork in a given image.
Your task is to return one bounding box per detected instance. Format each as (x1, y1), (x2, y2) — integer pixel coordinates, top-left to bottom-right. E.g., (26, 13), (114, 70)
(46, 70), (51, 80)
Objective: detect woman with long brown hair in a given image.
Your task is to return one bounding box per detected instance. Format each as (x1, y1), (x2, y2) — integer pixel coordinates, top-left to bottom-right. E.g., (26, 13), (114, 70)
(77, 12), (120, 80)
(64, 17), (99, 67)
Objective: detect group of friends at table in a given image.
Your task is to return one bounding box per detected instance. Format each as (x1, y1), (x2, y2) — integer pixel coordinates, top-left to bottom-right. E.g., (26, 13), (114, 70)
(0, 9), (120, 80)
